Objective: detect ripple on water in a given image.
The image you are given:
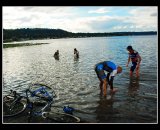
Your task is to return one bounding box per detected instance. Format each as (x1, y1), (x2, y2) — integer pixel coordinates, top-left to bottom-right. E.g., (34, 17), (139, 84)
(3, 36), (157, 123)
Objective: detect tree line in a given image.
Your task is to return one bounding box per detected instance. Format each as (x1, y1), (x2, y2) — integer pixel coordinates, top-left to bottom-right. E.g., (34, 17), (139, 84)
(3, 28), (157, 43)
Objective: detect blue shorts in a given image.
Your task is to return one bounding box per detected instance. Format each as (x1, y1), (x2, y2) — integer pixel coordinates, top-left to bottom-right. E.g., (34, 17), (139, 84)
(95, 66), (107, 80)
(130, 62), (137, 72)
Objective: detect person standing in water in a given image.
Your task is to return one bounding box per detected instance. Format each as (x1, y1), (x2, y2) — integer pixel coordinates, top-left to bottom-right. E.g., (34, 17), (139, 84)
(54, 50), (59, 60)
(74, 48), (79, 59)
(126, 46), (142, 77)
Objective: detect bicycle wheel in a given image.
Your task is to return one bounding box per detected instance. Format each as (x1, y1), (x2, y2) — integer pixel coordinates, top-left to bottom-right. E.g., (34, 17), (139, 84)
(3, 96), (27, 118)
(42, 111), (80, 123)
(28, 83), (56, 99)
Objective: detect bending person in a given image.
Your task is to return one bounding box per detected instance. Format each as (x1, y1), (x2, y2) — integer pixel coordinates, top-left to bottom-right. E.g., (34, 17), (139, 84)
(95, 61), (122, 97)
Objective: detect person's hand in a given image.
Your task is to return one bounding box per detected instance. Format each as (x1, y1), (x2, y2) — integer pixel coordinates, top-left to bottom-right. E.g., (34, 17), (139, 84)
(136, 64), (140, 69)
(126, 63), (128, 67)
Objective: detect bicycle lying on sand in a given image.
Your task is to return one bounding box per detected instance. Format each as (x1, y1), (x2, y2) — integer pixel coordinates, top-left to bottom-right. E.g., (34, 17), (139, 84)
(3, 83), (80, 123)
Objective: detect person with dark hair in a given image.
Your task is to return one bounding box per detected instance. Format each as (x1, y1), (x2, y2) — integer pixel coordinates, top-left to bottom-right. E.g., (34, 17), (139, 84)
(74, 48), (79, 59)
(126, 46), (142, 77)
(54, 50), (59, 60)
(95, 61), (122, 97)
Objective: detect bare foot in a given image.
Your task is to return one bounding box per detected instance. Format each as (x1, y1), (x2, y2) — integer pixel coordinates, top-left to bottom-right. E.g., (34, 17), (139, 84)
(107, 95), (111, 100)
(110, 88), (118, 94)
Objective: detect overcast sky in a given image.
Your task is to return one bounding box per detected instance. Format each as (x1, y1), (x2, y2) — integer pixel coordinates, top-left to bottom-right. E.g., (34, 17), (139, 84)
(3, 6), (157, 33)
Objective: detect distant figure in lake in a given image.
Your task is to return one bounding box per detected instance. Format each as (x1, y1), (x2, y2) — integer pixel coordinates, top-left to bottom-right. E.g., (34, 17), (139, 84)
(95, 61), (122, 97)
(74, 48), (79, 59)
(126, 46), (142, 77)
(54, 50), (59, 60)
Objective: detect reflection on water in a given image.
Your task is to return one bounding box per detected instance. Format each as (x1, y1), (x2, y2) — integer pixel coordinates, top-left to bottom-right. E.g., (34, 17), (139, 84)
(95, 95), (115, 123)
(128, 77), (140, 97)
(96, 100), (113, 122)
(3, 36), (157, 123)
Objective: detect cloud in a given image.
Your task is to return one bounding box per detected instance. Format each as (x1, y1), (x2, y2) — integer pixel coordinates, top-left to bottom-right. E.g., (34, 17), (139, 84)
(150, 12), (157, 17)
(129, 7), (157, 16)
(107, 7), (158, 32)
(21, 7), (76, 17)
(64, 16), (114, 32)
(3, 7), (77, 29)
(126, 7), (157, 31)
(88, 8), (110, 14)
(3, 6), (157, 32)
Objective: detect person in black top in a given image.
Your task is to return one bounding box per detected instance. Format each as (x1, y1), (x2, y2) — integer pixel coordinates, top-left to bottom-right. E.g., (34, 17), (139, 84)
(74, 48), (79, 59)
(54, 50), (59, 60)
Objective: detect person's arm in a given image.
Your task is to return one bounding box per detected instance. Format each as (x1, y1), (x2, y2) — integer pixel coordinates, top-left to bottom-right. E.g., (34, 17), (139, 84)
(106, 73), (110, 83)
(136, 54), (141, 68)
(126, 54), (130, 67)
(109, 76), (114, 90)
(76, 51), (79, 58)
(109, 70), (117, 90)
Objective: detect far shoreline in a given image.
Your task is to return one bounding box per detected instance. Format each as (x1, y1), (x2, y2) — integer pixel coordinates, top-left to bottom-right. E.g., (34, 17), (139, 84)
(3, 43), (50, 48)
(3, 28), (157, 43)
(3, 33), (157, 44)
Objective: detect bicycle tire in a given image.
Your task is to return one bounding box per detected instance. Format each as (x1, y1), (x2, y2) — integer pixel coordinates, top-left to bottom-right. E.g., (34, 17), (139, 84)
(3, 96), (27, 118)
(42, 111), (80, 123)
(28, 83), (55, 99)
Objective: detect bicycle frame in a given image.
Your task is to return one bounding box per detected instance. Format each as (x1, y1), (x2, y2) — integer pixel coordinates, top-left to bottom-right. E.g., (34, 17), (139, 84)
(25, 87), (54, 117)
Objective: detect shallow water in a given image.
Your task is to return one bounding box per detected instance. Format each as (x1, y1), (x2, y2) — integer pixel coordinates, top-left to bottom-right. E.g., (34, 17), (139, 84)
(3, 35), (158, 123)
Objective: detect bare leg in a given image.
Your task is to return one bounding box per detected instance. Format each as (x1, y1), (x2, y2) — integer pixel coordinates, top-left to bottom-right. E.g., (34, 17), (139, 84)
(99, 81), (103, 95)
(130, 71), (133, 77)
(136, 67), (140, 77)
(102, 79), (107, 97)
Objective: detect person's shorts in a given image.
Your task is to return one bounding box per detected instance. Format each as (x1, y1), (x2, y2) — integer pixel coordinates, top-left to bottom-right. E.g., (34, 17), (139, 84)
(130, 62), (137, 72)
(95, 66), (106, 80)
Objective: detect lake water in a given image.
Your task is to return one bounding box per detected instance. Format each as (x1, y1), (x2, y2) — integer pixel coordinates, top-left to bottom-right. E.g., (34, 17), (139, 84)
(3, 35), (158, 123)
